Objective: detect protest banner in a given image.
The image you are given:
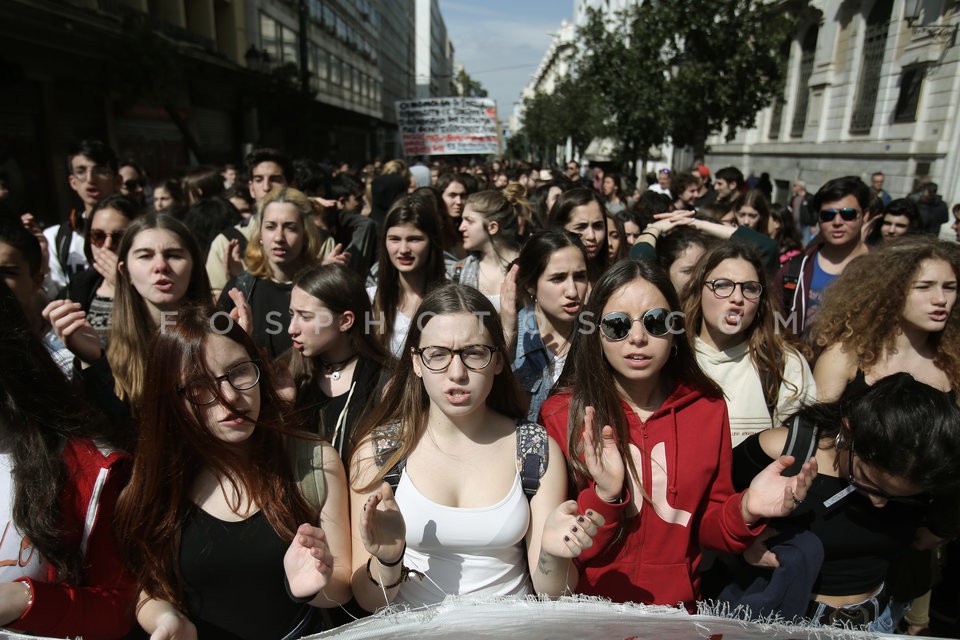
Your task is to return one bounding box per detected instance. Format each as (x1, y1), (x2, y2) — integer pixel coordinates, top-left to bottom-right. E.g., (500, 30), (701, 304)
(397, 97), (500, 156)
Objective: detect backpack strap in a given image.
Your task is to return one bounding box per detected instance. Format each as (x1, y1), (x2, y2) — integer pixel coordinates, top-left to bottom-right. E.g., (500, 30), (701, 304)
(290, 437), (327, 512)
(56, 220), (74, 274)
(372, 422), (405, 492)
(780, 253), (804, 312)
(780, 415), (818, 477)
(516, 421), (548, 500)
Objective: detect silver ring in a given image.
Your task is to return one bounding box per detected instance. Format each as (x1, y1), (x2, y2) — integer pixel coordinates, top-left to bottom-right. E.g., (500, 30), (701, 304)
(791, 494), (803, 507)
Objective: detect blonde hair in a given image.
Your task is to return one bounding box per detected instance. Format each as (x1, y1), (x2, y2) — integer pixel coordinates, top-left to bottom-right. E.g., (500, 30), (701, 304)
(245, 187), (324, 279)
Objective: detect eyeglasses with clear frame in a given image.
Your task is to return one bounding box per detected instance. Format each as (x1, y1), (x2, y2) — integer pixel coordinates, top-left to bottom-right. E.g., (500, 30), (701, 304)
(177, 360), (261, 405)
(71, 165), (114, 182)
(705, 279), (763, 300)
(414, 345), (499, 372)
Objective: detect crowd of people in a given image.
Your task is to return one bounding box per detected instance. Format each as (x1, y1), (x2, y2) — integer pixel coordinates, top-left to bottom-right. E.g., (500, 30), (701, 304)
(0, 140), (959, 639)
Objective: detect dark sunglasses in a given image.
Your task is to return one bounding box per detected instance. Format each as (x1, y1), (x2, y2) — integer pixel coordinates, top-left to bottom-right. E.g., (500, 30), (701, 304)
(819, 207), (860, 223)
(599, 308), (672, 341)
(90, 229), (125, 248)
(123, 179), (144, 191)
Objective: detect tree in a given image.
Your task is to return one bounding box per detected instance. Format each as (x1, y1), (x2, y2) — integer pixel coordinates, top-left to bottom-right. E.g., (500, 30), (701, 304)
(655, 0), (804, 159)
(553, 74), (603, 160)
(576, 7), (670, 174)
(455, 67), (488, 98)
(573, 1), (806, 166)
(521, 90), (562, 165)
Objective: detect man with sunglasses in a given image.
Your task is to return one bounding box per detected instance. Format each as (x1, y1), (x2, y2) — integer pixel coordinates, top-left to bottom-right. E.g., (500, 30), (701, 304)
(774, 176), (871, 334)
(42, 140), (120, 298)
(118, 160), (147, 208)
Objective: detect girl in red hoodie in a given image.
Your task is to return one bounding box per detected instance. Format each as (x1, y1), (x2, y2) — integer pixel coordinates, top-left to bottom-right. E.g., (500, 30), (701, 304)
(540, 259), (816, 611)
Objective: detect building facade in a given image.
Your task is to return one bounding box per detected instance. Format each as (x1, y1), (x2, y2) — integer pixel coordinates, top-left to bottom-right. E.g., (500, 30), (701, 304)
(704, 0), (960, 206)
(415, 0), (455, 98)
(0, 0), (422, 221)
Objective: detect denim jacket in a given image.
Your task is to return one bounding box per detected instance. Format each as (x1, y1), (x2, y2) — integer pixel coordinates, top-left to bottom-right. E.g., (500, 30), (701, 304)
(512, 305), (558, 422)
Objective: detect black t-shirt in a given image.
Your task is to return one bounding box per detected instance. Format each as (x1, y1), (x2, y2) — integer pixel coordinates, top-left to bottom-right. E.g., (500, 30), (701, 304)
(219, 275), (293, 358)
(733, 434), (923, 596)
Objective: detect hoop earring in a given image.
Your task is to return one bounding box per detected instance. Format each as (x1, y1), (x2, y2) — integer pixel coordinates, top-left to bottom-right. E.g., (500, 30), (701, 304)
(835, 432), (844, 450)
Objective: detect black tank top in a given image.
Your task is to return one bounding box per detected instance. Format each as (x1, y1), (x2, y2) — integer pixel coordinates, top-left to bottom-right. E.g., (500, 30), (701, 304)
(181, 507), (319, 639)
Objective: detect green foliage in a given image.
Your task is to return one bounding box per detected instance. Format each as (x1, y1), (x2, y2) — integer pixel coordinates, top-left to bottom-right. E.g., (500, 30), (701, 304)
(456, 67), (489, 98)
(566, 1), (804, 162)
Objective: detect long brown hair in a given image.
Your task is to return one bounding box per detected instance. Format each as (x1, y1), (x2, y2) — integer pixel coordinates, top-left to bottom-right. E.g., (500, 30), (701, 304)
(682, 242), (800, 409)
(372, 194), (447, 351)
(115, 306), (314, 611)
(0, 280), (120, 583)
(109, 213), (211, 411)
(811, 236), (960, 390)
(353, 284), (527, 493)
(552, 260), (721, 492)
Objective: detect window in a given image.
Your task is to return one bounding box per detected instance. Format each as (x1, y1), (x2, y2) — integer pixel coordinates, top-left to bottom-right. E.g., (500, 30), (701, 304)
(260, 14), (280, 63)
(893, 65), (925, 123)
(316, 48), (328, 81)
(308, 0), (322, 21)
(790, 26), (818, 137)
(344, 64), (352, 91)
(281, 24), (298, 65)
(330, 57), (341, 85)
(851, 0), (893, 133)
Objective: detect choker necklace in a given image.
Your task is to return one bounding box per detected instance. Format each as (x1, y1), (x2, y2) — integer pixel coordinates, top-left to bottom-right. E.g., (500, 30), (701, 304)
(320, 353), (357, 381)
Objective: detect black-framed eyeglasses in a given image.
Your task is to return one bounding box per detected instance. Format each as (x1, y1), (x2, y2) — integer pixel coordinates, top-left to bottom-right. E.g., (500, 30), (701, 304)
(819, 207), (861, 223)
(705, 279), (763, 300)
(90, 229), (125, 248)
(414, 345), (499, 372)
(177, 360), (261, 405)
(847, 444), (930, 506)
(599, 308), (672, 341)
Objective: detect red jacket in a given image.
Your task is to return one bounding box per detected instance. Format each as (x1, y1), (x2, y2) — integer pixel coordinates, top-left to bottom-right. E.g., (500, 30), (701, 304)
(10, 438), (135, 639)
(541, 383), (763, 610)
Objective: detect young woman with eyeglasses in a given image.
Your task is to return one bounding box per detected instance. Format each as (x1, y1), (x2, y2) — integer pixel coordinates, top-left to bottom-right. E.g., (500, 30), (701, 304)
(809, 236), (959, 633)
(539, 260), (816, 610)
(732, 373), (960, 631)
(116, 307), (351, 639)
(66, 194), (141, 344)
(682, 243), (816, 447)
(348, 284), (602, 612)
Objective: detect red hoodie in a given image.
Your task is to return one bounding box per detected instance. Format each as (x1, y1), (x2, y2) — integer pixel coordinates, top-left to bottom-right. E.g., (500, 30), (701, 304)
(540, 383), (763, 611)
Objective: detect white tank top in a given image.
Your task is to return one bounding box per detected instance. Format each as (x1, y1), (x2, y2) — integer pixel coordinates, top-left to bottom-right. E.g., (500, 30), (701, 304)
(393, 469), (533, 607)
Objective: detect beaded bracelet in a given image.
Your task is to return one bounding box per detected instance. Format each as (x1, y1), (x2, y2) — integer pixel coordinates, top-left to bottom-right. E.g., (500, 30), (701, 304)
(375, 544), (405, 567)
(365, 556), (426, 589)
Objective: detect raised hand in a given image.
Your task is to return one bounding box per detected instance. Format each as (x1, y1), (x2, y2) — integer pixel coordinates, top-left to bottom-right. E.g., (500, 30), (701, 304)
(226, 287), (253, 336)
(224, 239), (244, 279)
(499, 263), (519, 347)
(92, 246), (119, 287)
(358, 482), (406, 563)
(283, 523), (334, 599)
(43, 299), (102, 363)
(742, 455), (818, 523)
(540, 501), (606, 559)
(321, 243), (351, 267)
(581, 406), (625, 502)
(20, 214), (49, 276)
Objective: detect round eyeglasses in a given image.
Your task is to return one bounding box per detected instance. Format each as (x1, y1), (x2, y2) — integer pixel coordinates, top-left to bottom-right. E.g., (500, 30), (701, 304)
(599, 308), (672, 341)
(414, 345), (499, 372)
(178, 360), (261, 405)
(705, 279), (763, 300)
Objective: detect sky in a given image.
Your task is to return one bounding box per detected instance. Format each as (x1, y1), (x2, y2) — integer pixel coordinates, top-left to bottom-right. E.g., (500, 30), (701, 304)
(439, 0), (573, 124)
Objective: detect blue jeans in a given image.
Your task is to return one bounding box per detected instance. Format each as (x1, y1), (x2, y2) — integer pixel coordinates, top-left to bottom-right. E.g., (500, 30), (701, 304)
(808, 587), (910, 631)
